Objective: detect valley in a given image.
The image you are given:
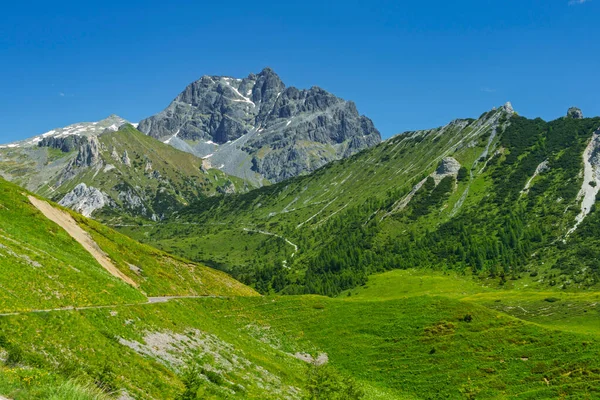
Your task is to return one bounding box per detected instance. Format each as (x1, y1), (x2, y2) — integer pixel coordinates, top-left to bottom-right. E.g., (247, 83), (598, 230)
(0, 83), (598, 400)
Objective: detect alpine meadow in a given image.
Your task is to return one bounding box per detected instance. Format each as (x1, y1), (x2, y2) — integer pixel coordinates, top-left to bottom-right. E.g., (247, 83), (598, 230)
(1, 1), (599, 399)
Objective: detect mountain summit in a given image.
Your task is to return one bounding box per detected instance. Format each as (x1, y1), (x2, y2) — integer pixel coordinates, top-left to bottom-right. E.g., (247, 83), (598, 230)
(138, 68), (381, 184)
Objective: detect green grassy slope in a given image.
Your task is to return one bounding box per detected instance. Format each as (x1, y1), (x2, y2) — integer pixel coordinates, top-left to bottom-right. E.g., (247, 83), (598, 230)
(0, 277), (597, 399)
(0, 178), (145, 312)
(0, 176), (597, 398)
(120, 108), (508, 288)
(1, 124), (250, 222)
(40, 125), (249, 221)
(125, 107), (600, 296)
(344, 269), (600, 336)
(0, 177), (257, 314)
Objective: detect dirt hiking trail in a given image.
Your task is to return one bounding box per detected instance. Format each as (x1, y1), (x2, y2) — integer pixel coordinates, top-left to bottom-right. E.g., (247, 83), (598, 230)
(28, 196), (139, 287)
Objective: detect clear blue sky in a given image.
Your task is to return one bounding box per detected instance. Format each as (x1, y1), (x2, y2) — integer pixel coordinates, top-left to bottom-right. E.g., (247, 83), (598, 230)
(1, 0), (598, 142)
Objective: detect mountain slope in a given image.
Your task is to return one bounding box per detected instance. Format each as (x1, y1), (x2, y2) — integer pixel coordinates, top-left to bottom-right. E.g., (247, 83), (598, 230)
(124, 104), (600, 295)
(0, 177), (256, 314)
(0, 120), (247, 221)
(1, 111), (599, 399)
(138, 67), (381, 184)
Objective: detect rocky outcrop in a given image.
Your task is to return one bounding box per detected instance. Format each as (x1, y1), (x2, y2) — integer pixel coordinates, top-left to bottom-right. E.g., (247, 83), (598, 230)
(502, 102), (515, 115)
(567, 107), (584, 119)
(567, 128), (600, 235)
(73, 137), (102, 168)
(118, 187), (146, 215)
(432, 157), (461, 183)
(217, 181), (236, 195)
(436, 157), (461, 175)
(58, 183), (110, 217)
(122, 150), (131, 167)
(38, 136), (84, 153)
(138, 68), (381, 183)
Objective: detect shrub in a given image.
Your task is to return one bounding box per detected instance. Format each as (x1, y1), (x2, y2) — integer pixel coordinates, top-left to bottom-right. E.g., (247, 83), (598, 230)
(304, 364), (363, 400)
(6, 345), (24, 366)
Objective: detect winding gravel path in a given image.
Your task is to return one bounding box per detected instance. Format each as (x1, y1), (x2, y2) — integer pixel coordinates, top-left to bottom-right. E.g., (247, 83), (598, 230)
(0, 295), (219, 317)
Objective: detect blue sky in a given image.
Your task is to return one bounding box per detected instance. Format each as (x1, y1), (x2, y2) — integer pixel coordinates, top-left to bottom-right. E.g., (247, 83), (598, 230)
(1, 0), (598, 142)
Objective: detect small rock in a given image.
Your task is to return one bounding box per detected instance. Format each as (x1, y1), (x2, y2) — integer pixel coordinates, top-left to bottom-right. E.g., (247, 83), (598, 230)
(122, 150), (131, 167)
(567, 107), (584, 119)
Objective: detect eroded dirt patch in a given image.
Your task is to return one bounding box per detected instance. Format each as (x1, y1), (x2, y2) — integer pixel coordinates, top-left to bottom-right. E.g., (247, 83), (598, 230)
(28, 196), (138, 287)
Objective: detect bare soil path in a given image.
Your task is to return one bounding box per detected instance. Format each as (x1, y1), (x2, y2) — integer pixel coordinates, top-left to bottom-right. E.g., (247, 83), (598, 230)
(0, 295), (219, 316)
(27, 196), (138, 287)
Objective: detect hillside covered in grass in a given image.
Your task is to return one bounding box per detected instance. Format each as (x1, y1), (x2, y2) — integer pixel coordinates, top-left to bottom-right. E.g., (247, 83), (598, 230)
(122, 105), (600, 296)
(0, 123), (249, 222)
(0, 145), (598, 399)
(0, 269), (597, 399)
(0, 177), (256, 314)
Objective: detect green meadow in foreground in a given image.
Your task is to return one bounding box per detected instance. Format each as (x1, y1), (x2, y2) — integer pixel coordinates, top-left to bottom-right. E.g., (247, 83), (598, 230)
(0, 267), (597, 399)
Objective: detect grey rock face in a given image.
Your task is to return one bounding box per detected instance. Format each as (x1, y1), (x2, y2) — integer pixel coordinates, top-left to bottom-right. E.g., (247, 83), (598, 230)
(432, 157), (461, 184)
(59, 183), (109, 217)
(73, 137), (102, 168)
(567, 107), (584, 119)
(138, 68), (381, 183)
(436, 157), (462, 175)
(502, 102), (515, 115)
(122, 150), (131, 167)
(38, 136), (84, 153)
(118, 188), (147, 215)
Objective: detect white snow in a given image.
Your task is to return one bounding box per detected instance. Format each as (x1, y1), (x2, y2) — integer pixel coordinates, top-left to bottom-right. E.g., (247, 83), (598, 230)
(567, 131), (600, 235)
(131, 123), (139, 128)
(106, 124), (119, 132)
(246, 89), (252, 96)
(163, 129), (180, 144)
(203, 154), (214, 158)
(205, 140), (218, 146)
(42, 130), (57, 138)
(286, 120), (292, 127)
(222, 78), (255, 106)
(218, 164), (225, 169)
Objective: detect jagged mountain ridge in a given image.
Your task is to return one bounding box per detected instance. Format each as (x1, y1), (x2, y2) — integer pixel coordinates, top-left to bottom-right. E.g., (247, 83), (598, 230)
(0, 118), (245, 220)
(138, 67), (381, 184)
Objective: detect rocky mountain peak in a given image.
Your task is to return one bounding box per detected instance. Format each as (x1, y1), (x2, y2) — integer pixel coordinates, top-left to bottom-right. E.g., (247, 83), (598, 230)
(567, 107), (584, 119)
(138, 68), (381, 184)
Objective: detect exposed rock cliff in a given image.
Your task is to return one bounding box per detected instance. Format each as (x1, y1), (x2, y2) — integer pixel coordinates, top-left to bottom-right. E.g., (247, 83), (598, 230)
(138, 68), (381, 184)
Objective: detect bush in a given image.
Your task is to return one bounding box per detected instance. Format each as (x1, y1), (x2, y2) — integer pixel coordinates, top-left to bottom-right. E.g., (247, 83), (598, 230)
(457, 167), (468, 182)
(544, 297), (561, 303)
(304, 364), (363, 400)
(6, 345), (24, 366)
(94, 364), (117, 393)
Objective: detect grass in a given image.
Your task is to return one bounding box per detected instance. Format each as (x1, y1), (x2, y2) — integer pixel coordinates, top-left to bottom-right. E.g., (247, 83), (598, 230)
(0, 270), (597, 399)
(0, 177), (145, 312)
(343, 269), (600, 336)
(0, 177), (256, 315)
